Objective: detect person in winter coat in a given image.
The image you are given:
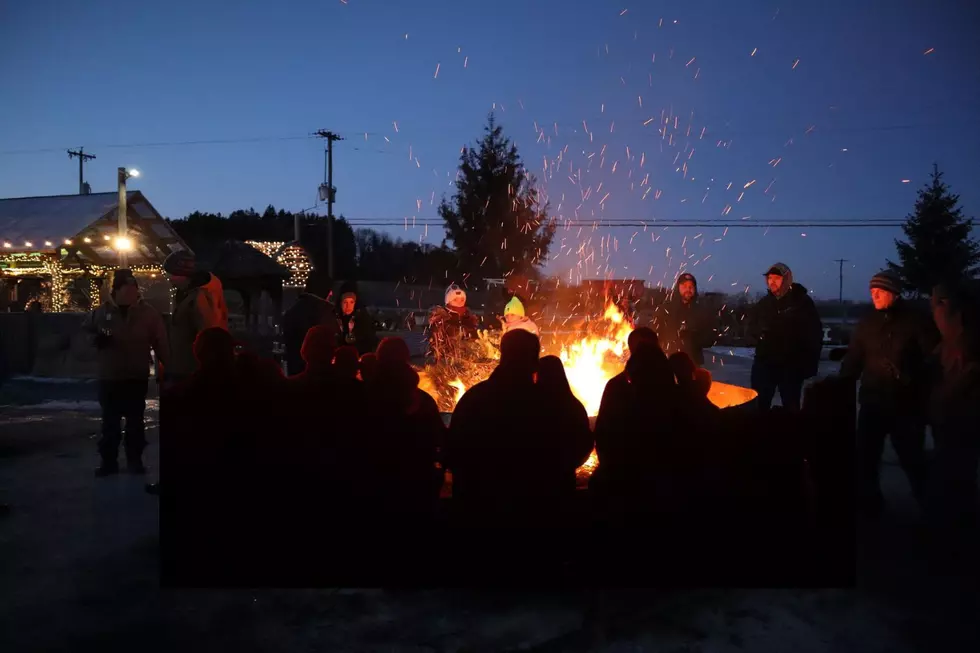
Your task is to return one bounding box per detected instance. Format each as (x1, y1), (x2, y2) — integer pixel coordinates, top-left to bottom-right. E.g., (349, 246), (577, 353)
(335, 281), (378, 355)
(163, 250), (229, 384)
(428, 283), (480, 361)
(749, 262), (824, 411)
(446, 329), (584, 529)
(839, 269), (939, 515)
(355, 337), (446, 522)
(926, 280), (980, 532)
(501, 296), (539, 336)
(656, 273), (714, 365)
(82, 269), (170, 476)
(594, 327), (661, 439)
(281, 269), (339, 376)
(536, 355), (595, 475)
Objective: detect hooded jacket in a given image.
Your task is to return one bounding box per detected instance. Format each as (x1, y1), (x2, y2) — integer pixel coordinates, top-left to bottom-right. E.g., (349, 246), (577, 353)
(656, 274), (713, 365)
(82, 297), (170, 381)
(750, 265), (824, 378)
(839, 298), (939, 412)
(169, 271), (229, 377)
(336, 281), (378, 355)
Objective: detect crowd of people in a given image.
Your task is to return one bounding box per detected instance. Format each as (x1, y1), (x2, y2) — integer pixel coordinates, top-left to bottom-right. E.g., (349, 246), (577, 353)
(77, 249), (979, 581)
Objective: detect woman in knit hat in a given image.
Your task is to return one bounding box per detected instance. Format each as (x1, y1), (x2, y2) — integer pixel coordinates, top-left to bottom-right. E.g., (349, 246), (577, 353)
(838, 268), (940, 517)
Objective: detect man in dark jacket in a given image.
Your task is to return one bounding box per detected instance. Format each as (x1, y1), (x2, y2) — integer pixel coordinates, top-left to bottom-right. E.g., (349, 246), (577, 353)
(839, 269), (939, 515)
(82, 269), (170, 476)
(750, 262), (824, 412)
(336, 281), (378, 355)
(656, 272), (714, 366)
(281, 269), (339, 376)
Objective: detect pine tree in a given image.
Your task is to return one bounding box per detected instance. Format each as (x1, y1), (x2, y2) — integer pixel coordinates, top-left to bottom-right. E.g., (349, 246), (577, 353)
(888, 164), (979, 296)
(439, 114), (556, 282)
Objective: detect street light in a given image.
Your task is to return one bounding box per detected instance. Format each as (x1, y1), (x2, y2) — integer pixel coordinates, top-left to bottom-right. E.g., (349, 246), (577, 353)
(117, 167), (139, 266)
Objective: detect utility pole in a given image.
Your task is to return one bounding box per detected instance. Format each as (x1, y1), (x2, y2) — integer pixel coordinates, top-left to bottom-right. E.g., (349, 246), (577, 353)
(314, 130), (343, 279)
(67, 148), (96, 194)
(835, 258), (848, 326)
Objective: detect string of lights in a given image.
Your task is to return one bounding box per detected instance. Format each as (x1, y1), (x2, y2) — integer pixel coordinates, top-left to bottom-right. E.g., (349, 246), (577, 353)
(245, 241), (314, 288)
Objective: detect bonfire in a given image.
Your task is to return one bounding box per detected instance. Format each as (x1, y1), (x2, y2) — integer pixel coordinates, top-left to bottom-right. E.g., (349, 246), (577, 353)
(416, 301), (756, 482)
(417, 301), (636, 479)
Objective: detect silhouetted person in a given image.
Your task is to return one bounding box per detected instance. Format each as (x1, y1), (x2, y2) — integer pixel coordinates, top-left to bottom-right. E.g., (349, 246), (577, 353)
(336, 281), (378, 355)
(82, 269), (169, 476)
(333, 345), (360, 381)
(839, 270), (938, 515)
(750, 262), (823, 411)
(353, 337), (445, 523)
(657, 273), (714, 365)
(288, 324), (337, 386)
(927, 280), (980, 532)
(536, 355), (595, 482)
(447, 330), (585, 529)
(593, 327), (661, 458)
(281, 269), (338, 376)
(669, 351), (697, 386)
(358, 352), (378, 383)
(592, 340), (683, 520)
(694, 368), (715, 404)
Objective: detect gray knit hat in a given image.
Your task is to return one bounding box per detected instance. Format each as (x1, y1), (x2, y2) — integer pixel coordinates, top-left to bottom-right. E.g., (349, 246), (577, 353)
(870, 269), (902, 295)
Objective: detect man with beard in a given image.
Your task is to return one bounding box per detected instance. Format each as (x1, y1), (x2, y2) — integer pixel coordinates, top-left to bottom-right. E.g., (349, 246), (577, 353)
(839, 269), (939, 516)
(336, 280), (378, 355)
(281, 269), (339, 376)
(750, 262), (824, 412)
(656, 272), (713, 366)
(429, 283), (480, 361)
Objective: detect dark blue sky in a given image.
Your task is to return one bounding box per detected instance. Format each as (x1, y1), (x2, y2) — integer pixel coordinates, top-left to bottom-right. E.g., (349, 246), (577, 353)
(2, 0), (978, 299)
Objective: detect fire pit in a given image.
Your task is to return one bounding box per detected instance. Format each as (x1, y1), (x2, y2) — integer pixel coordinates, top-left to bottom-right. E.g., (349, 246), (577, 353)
(437, 380), (758, 486)
(420, 301), (758, 489)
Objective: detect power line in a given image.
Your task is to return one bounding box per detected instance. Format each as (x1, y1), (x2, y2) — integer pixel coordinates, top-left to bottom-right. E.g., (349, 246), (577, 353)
(341, 221), (904, 228)
(3, 116), (977, 157)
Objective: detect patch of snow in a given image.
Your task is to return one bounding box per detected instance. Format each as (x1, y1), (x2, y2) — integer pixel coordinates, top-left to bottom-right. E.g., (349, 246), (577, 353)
(0, 399), (158, 412)
(709, 346), (756, 360)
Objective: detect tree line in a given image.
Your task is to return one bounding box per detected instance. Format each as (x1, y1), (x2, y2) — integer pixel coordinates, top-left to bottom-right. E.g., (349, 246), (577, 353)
(168, 114), (977, 294)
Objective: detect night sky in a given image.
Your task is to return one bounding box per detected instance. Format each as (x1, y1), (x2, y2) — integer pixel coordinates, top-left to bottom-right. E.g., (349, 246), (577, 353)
(2, 0), (978, 300)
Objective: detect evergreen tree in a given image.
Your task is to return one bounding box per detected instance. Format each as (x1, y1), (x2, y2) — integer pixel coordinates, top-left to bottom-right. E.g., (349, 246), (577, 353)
(439, 113), (556, 283)
(888, 165), (979, 296)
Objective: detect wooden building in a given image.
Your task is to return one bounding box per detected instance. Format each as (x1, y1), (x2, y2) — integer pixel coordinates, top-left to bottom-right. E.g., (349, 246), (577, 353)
(0, 192), (189, 312)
